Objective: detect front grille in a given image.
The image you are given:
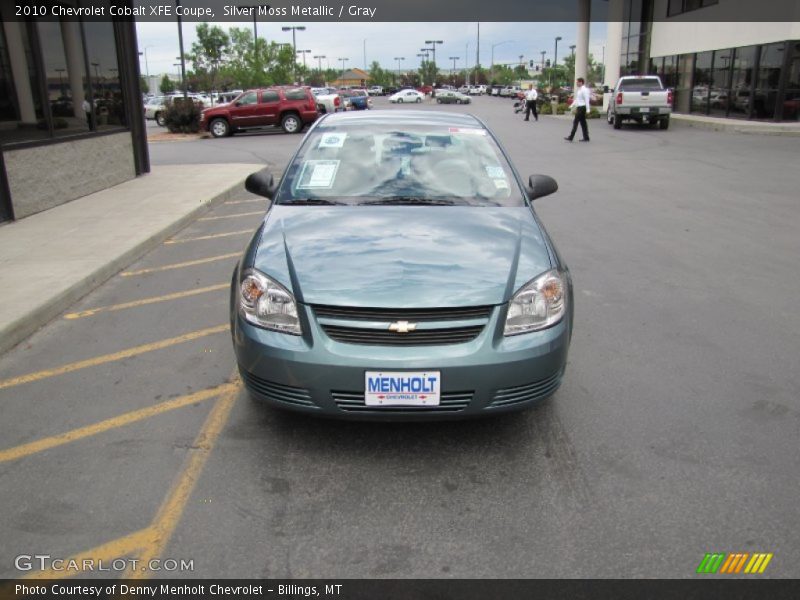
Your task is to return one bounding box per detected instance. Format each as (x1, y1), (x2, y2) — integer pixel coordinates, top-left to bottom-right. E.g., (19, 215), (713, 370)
(313, 305), (492, 322)
(240, 370), (318, 409)
(487, 369), (564, 408)
(333, 390), (473, 413)
(321, 324), (484, 346)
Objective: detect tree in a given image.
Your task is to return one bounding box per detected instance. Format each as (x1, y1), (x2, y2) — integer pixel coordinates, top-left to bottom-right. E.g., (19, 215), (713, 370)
(159, 74), (175, 94)
(368, 61), (392, 87)
(562, 53), (603, 86)
(188, 23), (229, 92)
(139, 75), (149, 94)
(418, 60), (439, 87)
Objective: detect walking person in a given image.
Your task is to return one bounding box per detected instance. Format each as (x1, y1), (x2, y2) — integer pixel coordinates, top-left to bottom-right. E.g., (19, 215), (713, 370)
(524, 84), (538, 121)
(565, 77), (591, 142)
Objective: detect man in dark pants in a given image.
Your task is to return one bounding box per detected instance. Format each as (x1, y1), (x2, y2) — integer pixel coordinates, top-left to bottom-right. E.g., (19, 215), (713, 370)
(524, 84), (538, 121)
(565, 77), (591, 142)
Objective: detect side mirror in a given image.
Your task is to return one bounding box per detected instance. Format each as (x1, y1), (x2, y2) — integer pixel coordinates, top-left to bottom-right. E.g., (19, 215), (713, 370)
(245, 170), (276, 200)
(234, 101), (242, 107)
(527, 174), (558, 201)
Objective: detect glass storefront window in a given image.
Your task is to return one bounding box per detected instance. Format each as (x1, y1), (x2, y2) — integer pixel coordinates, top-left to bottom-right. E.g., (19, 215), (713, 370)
(692, 51), (712, 113)
(729, 46), (756, 118)
(753, 42), (784, 119)
(37, 19), (89, 137)
(782, 41), (800, 121)
(82, 0), (126, 130)
(709, 49), (732, 117)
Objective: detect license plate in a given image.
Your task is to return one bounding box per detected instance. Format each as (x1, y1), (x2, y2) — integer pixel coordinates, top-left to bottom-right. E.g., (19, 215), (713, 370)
(640, 107), (650, 113)
(365, 371), (441, 406)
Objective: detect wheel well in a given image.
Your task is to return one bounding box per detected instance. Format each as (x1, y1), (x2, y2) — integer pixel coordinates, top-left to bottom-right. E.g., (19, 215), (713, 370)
(280, 110), (300, 121)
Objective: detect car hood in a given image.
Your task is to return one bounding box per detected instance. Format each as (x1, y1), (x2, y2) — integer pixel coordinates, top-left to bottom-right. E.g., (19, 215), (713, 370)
(252, 206), (552, 308)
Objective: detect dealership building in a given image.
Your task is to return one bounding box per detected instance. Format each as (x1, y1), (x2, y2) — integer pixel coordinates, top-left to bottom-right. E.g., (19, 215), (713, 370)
(602, 0), (800, 120)
(0, 0), (148, 224)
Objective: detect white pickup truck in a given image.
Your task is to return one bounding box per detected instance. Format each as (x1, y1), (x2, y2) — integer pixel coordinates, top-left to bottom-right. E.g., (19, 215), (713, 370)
(608, 75), (673, 130)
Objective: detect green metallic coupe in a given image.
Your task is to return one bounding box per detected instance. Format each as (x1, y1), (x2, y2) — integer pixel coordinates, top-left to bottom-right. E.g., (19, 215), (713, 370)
(231, 110), (572, 419)
(436, 90), (472, 104)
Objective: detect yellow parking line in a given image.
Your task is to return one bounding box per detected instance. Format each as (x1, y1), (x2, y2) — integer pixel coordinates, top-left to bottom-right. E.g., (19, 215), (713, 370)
(0, 383), (235, 463)
(123, 378), (241, 579)
(121, 253), (240, 277)
(198, 211), (263, 221)
(0, 324), (227, 391)
(64, 283), (228, 320)
(164, 230), (251, 244)
(225, 198), (264, 205)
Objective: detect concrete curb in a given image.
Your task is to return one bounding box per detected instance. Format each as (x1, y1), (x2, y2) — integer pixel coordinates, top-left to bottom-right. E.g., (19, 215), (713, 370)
(0, 177), (246, 357)
(670, 115), (800, 136)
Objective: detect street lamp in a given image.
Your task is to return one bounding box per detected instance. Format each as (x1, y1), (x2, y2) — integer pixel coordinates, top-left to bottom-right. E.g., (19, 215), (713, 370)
(569, 45), (576, 82)
(338, 57), (349, 85)
(174, 0), (187, 98)
(314, 54), (326, 73)
(540, 50), (546, 72)
(491, 40), (513, 80)
(297, 49), (311, 82)
(465, 41), (470, 85)
(282, 26), (306, 82)
(138, 46), (153, 78)
(424, 39), (444, 95)
(237, 5), (268, 58)
(449, 56), (459, 74)
(553, 36), (562, 88)
(394, 56), (405, 84)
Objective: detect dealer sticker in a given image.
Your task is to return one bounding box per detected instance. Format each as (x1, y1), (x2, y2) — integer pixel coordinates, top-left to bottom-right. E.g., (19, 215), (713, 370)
(296, 160), (339, 189)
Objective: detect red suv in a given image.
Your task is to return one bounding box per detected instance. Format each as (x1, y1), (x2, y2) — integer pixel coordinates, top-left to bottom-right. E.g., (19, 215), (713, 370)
(200, 87), (319, 137)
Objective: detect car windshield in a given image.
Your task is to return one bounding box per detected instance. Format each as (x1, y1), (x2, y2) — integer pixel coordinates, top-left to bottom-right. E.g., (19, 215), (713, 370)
(274, 120), (526, 207)
(619, 78), (664, 91)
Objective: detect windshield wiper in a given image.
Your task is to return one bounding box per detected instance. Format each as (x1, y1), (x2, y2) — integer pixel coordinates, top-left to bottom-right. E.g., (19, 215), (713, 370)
(360, 197), (457, 206)
(281, 198), (345, 205)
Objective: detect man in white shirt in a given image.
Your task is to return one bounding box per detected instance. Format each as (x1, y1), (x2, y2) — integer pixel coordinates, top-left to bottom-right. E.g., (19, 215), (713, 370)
(565, 77), (591, 142)
(524, 84), (538, 122)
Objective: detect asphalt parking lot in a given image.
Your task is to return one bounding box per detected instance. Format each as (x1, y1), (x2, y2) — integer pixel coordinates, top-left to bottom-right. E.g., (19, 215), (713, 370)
(2, 96), (798, 579)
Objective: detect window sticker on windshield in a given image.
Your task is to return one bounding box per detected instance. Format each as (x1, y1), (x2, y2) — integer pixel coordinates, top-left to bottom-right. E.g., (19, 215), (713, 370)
(485, 166), (505, 179)
(318, 132), (347, 149)
(494, 179), (509, 189)
(296, 160), (340, 189)
(449, 127), (486, 135)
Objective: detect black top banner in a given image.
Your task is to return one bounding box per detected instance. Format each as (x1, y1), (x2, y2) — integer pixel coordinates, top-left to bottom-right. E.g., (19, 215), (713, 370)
(3, 0), (799, 22)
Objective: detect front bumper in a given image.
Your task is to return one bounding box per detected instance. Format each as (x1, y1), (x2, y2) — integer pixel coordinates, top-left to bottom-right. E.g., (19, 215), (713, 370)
(232, 304), (571, 420)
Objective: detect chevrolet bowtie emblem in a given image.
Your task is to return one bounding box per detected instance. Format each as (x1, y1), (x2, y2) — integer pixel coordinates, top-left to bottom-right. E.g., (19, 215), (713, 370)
(388, 321), (417, 333)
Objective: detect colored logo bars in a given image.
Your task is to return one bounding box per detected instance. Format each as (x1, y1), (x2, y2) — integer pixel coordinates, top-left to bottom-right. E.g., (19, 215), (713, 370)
(697, 552), (773, 574)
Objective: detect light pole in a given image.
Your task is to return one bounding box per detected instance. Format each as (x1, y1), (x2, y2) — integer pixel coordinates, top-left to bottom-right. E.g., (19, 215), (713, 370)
(363, 39), (367, 71)
(540, 50), (546, 72)
(394, 56), (404, 85)
(338, 57), (349, 85)
(449, 56), (459, 74)
(297, 49), (311, 82)
(138, 46), (153, 78)
(237, 5), (267, 56)
(174, 0), (187, 98)
(491, 40), (513, 81)
(569, 45), (576, 83)
(465, 41), (470, 85)
(282, 26), (306, 82)
(314, 54), (326, 74)
(416, 53), (426, 85)
(553, 36), (562, 89)
(424, 39), (443, 95)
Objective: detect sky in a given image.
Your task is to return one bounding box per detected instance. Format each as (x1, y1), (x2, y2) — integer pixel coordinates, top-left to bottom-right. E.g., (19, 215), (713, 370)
(135, 21), (609, 78)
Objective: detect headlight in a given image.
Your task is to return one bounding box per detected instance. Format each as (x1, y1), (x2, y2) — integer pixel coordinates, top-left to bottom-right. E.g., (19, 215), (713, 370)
(239, 269), (301, 335)
(504, 269), (566, 336)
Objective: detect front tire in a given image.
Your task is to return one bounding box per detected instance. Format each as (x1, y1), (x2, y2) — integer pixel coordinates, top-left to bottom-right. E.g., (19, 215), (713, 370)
(155, 112), (166, 127)
(398, 98), (404, 103)
(415, 97), (422, 103)
(209, 118), (230, 138)
(281, 113), (301, 134)
(436, 98), (442, 104)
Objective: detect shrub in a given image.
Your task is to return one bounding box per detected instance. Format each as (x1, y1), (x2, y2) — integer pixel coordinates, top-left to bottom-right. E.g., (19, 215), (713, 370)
(164, 98), (201, 133)
(587, 109), (601, 119)
(556, 102), (570, 115)
(539, 102), (553, 115)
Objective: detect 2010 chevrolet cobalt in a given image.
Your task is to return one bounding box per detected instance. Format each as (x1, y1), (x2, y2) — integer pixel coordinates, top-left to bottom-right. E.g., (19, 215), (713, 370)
(230, 110), (573, 419)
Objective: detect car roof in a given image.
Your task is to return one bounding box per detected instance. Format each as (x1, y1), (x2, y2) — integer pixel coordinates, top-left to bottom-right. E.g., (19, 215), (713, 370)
(319, 110), (483, 129)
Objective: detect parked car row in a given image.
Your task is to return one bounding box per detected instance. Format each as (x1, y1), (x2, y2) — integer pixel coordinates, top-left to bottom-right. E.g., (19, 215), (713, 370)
(457, 85), (488, 95)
